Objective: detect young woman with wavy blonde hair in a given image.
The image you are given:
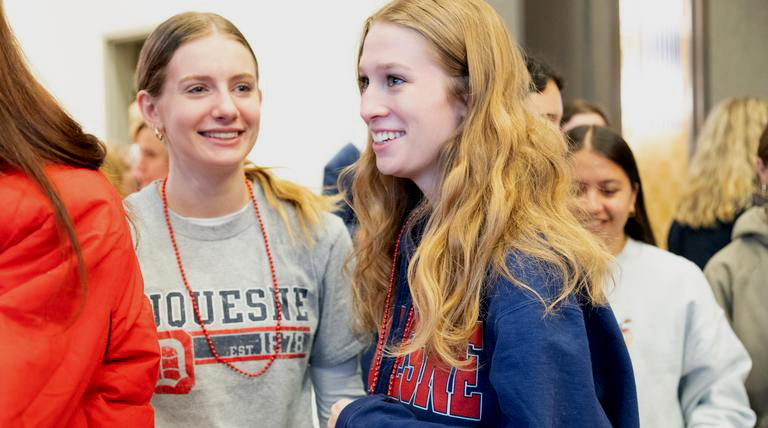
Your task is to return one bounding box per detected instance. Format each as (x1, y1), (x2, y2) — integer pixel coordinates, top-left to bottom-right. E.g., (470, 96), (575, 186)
(328, 0), (639, 426)
(669, 97), (768, 268)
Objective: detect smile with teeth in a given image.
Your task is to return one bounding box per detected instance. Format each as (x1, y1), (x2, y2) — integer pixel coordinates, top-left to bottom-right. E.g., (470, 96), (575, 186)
(372, 130), (406, 143)
(200, 131), (242, 139)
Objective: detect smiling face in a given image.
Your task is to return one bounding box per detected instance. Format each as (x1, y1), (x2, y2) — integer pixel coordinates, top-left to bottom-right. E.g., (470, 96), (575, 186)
(139, 33), (261, 174)
(358, 22), (466, 196)
(570, 149), (638, 255)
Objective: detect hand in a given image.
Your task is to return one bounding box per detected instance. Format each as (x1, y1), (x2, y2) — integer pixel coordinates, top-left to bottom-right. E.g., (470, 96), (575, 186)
(327, 398), (354, 428)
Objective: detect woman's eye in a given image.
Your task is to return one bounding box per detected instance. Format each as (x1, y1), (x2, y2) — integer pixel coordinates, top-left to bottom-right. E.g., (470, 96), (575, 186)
(601, 188), (618, 196)
(234, 83), (252, 93)
(186, 85), (206, 94)
(386, 75), (404, 87)
(358, 76), (369, 91)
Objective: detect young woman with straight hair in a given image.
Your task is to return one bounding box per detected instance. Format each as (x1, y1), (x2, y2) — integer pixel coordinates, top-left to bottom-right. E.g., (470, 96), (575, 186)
(130, 12), (365, 427)
(568, 125), (754, 428)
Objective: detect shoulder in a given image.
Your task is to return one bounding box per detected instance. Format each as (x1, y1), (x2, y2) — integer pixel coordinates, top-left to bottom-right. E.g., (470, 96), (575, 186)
(308, 211), (352, 262)
(621, 239), (701, 277)
(705, 235), (763, 280)
(0, 166), (122, 239)
(124, 181), (159, 213)
(618, 240), (708, 296)
(485, 252), (577, 315)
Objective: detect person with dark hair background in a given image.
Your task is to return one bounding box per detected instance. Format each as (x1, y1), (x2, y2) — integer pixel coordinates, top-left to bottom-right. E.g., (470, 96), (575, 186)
(705, 122), (768, 428)
(567, 125), (754, 427)
(562, 99), (609, 132)
(525, 54), (564, 124)
(0, 0), (160, 425)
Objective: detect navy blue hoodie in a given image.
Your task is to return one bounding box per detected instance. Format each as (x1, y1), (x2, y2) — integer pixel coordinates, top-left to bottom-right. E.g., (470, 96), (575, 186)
(337, 226), (639, 427)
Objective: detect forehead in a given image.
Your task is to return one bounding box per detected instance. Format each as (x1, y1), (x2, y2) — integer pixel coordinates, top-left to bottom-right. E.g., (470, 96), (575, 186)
(359, 22), (437, 70)
(165, 33), (257, 79)
(571, 149), (629, 182)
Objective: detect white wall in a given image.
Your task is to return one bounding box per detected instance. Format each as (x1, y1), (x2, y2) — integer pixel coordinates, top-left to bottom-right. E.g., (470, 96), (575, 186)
(5, 0), (387, 191)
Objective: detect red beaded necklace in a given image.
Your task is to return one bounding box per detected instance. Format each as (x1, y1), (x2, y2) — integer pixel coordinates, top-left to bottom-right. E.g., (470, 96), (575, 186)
(367, 220), (416, 396)
(161, 177), (282, 378)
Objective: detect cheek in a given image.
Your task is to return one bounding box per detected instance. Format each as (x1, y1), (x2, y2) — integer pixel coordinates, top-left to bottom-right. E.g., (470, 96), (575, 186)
(605, 200), (630, 222)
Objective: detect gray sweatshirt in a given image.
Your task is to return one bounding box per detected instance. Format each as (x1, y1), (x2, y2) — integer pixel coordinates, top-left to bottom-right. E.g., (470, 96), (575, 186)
(706, 206), (768, 428)
(126, 181), (365, 428)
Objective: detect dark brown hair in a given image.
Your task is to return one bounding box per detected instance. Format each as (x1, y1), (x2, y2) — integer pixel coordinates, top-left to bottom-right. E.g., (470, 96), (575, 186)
(562, 99), (610, 127)
(0, 1), (105, 295)
(758, 122), (768, 164)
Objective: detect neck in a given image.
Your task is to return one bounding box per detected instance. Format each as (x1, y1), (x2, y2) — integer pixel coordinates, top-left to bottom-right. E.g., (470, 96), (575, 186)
(163, 164), (249, 218)
(609, 234), (629, 256)
(413, 175), (439, 204)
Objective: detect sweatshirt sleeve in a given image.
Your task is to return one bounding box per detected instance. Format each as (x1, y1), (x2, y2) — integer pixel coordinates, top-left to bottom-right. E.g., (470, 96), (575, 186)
(679, 267), (755, 427)
(310, 215), (366, 366)
(703, 256), (735, 321)
(486, 302), (616, 427)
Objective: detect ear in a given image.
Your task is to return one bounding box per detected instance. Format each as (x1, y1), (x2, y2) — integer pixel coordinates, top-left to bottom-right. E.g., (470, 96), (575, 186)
(136, 90), (163, 130)
(757, 157), (768, 186)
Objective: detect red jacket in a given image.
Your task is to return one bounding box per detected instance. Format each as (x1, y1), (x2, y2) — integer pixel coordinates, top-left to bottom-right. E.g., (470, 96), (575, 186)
(0, 166), (160, 427)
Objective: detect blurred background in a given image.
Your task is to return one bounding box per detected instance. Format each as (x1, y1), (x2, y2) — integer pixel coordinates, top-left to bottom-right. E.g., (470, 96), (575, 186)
(5, 0), (767, 245)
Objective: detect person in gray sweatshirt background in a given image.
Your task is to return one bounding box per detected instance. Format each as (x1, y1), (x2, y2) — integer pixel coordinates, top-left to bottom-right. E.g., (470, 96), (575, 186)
(127, 11), (365, 428)
(706, 122), (768, 428)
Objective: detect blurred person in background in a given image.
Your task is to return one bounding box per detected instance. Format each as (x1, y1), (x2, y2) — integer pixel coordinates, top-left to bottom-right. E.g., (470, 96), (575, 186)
(669, 97), (768, 269)
(129, 100), (169, 189)
(525, 54), (564, 125)
(567, 125), (755, 428)
(705, 122), (768, 428)
(0, 0), (159, 425)
(562, 98), (609, 132)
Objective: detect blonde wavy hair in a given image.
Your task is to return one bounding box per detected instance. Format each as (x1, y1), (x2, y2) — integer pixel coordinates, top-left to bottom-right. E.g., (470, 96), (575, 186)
(676, 97), (768, 228)
(136, 12), (335, 241)
(348, 0), (611, 367)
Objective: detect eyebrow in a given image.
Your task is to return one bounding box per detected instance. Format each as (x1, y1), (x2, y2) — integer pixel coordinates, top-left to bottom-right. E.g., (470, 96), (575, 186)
(358, 62), (412, 74)
(178, 73), (256, 84)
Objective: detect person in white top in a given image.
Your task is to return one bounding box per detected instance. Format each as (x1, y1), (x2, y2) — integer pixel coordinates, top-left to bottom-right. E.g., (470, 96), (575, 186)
(566, 125), (755, 427)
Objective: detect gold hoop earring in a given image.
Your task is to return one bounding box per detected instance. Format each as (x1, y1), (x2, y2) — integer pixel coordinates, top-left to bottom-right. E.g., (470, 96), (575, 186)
(154, 128), (164, 142)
